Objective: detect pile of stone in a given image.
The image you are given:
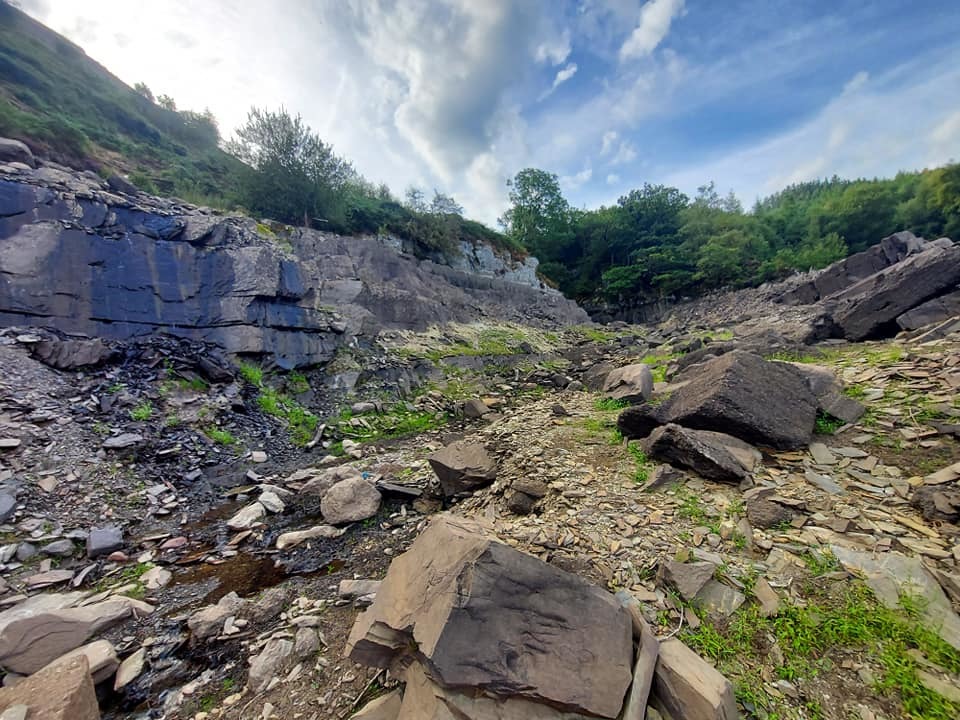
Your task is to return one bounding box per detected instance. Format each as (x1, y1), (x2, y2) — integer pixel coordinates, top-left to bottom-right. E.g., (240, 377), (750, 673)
(615, 350), (864, 483)
(345, 515), (738, 720)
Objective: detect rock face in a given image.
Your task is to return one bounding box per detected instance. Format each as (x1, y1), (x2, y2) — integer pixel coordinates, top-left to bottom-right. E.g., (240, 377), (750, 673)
(0, 160), (587, 368)
(828, 242), (960, 340)
(0, 654), (99, 720)
(641, 424), (760, 483)
(896, 288), (960, 331)
(657, 351), (817, 449)
(427, 441), (498, 497)
(346, 515), (633, 718)
(0, 138), (34, 167)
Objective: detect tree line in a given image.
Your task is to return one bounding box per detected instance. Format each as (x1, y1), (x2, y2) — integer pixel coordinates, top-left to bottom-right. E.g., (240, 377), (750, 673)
(498, 163), (960, 303)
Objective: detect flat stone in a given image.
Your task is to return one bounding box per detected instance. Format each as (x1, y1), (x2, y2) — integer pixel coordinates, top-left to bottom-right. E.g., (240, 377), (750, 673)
(141, 566), (172, 590)
(804, 469), (844, 495)
(187, 592), (245, 642)
(603, 363), (654, 403)
(0, 493), (15, 523)
(102, 433), (143, 450)
(338, 579), (382, 601)
(250, 451), (268, 463)
(58, 639), (119, 684)
(660, 561), (716, 601)
(24, 570), (73, 588)
(695, 580), (746, 617)
(114, 647), (146, 690)
(259, 491), (285, 513)
(808, 442), (836, 465)
(753, 578), (780, 617)
(42, 540), (76, 557)
(248, 637), (293, 693)
(227, 502), (265, 530)
(275, 525), (344, 550)
(916, 669), (960, 703)
(463, 398), (490, 418)
(352, 689), (403, 719)
(642, 424), (760, 483)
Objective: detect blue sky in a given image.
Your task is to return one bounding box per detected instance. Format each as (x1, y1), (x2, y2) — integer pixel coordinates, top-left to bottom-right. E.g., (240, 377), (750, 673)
(19, 0), (960, 223)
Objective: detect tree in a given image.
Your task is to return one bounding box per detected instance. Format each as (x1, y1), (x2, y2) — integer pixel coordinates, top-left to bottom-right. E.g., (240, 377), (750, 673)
(404, 187), (427, 213)
(499, 168), (573, 259)
(429, 190), (463, 216)
(157, 94), (177, 111)
(134, 82), (154, 102)
(225, 106), (355, 227)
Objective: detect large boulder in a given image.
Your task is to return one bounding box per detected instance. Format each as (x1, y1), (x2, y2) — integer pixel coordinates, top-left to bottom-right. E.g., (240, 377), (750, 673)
(642, 424), (760, 483)
(346, 515), (633, 718)
(780, 362), (865, 424)
(0, 592), (151, 674)
(428, 441), (498, 497)
(829, 242), (960, 340)
(897, 287), (960, 330)
(0, 654), (99, 720)
(0, 138), (34, 167)
(602, 364), (653, 403)
(617, 403), (664, 440)
(320, 477), (381, 524)
(31, 337), (115, 369)
(656, 351), (817, 449)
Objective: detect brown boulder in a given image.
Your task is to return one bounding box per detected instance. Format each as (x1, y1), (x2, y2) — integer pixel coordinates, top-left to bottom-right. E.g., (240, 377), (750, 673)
(428, 441), (497, 497)
(346, 515), (632, 718)
(0, 653), (99, 720)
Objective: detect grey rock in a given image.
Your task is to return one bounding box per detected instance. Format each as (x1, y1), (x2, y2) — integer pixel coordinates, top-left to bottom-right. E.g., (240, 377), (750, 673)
(659, 351), (818, 449)
(0, 654), (99, 720)
(746, 497), (793, 529)
(86, 526), (122, 558)
(463, 398), (490, 418)
(187, 591), (245, 642)
(102, 433), (143, 450)
(753, 578), (780, 618)
(248, 637), (294, 693)
(275, 524), (344, 550)
(346, 515), (633, 718)
(829, 242), (960, 341)
(642, 424), (760, 483)
(338, 579), (382, 601)
(15, 543), (36, 562)
(428, 441), (498, 497)
(0, 139), (34, 167)
(640, 463), (687, 492)
(653, 638), (739, 720)
(602, 363), (654, 403)
(106, 174), (138, 196)
(695, 580), (746, 617)
(320, 477), (381, 525)
(582, 361), (615, 391)
(113, 647), (146, 690)
(804, 469), (844, 495)
(512, 477), (549, 498)
(897, 288), (960, 330)
(660, 561), (716, 600)
(0, 493), (15, 523)
(617, 403), (664, 440)
(294, 627), (320, 660)
(506, 491), (538, 515)
(352, 690), (403, 720)
(226, 502), (265, 530)
(41, 540), (75, 557)
(831, 546), (960, 651)
(0, 593), (151, 674)
(31, 338), (114, 370)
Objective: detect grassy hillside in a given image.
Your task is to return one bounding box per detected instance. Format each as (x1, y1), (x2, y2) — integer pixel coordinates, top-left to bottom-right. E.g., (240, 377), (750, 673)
(0, 1), (242, 204)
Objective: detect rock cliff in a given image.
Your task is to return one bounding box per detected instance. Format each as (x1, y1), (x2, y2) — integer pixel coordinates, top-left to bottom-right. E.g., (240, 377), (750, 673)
(0, 157), (587, 367)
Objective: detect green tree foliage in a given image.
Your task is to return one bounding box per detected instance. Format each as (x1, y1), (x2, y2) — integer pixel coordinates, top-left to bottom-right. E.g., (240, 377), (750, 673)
(501, 163), (960, 304)
(226, 106), (357, 228)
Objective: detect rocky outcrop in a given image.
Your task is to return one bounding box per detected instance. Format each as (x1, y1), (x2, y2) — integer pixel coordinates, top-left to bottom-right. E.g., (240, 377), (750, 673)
(896, 287), (960, 331)
(346, 515), (634, 718)
(0, 158), (587, 368)
(828, 242), (960, 340)
(427, 441), (498, 497)
(641, 424), (760, 483)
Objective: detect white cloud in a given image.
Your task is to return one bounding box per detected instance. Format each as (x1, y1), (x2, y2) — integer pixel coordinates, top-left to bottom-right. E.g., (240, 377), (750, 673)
(561, 164), (593, 190)
(661, 55), (960, 204)
(534, 29), (571, 65)
(842, 70), (869, 95)
(606, 173), (620, 185)
(600, 130), (619, 156)
(610, 139), (638, 166)
(619, 0), (685, 62)
(538, 62), (578, 101)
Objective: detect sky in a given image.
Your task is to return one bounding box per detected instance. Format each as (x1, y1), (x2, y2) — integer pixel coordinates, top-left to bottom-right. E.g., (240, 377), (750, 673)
(17, 0), (960, 225)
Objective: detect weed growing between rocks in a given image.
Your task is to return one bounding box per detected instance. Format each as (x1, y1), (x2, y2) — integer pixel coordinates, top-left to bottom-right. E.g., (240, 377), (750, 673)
(813, 411), (845, 435)
(683, 583), (960, 720)
(329, 406), (447, 444)
(207, 427), (236, 445)
(627, 443), (652, 483)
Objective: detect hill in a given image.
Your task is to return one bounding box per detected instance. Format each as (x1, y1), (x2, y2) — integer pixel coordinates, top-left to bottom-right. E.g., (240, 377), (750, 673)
(0, 0), (242, 203)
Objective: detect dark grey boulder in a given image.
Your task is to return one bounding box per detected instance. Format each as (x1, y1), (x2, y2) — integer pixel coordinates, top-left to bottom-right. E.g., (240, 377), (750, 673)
(602, 363), (654, 403)
(106, 174), (138, 195)
(642, 424), (760, 483)
(781, 362), (865, 424)
(87, 526), (123, 558)
(617, 403), (664, 440)
(0, 492), (15, 523)
(31, 338), (114, 370)
(0, 138), (34, 167)
(660, 560), (716, 601)
(897, 288), (960, 331)
(830, 242), (960, 340)
(746, 497), (794, 529)
(427, 441), (497, 497)
(660, 351), (818, 449)
(582, 361), (615, 391)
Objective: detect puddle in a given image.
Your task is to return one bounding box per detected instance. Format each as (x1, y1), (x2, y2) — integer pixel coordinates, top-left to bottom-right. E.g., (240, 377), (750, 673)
(172, 553), (345, 604)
